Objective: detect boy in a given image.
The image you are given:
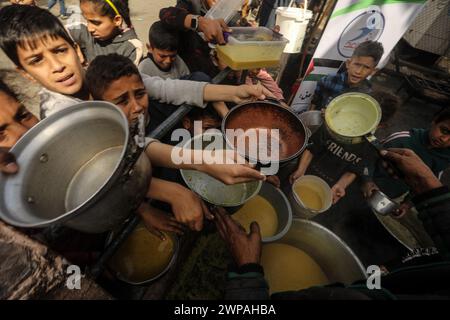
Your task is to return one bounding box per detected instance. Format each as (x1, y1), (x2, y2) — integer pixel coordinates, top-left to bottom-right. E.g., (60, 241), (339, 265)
(139, 21), (229, 119)
(139, 21), (190, 80)
(310, 41), (384, 110)
(290, 91), (399, 204)
(0, 5), (269, 119)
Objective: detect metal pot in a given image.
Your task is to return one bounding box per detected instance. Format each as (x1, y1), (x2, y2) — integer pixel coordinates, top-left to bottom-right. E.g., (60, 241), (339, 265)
(299, 110), (323, 135)
(180, 131), (262, 210)
(222, 100), (309, 164)
(325, 93), (381, 145)
(272, 219), (367, 284)
(0, 102), (152, 233)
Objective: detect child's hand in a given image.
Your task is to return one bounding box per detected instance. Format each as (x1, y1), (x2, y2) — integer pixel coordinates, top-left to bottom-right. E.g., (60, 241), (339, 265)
(169, 185), (213, 232)
(233, 84), (275, 104)
(289, 168), (305, 185)
(362, 181), (379, 199)
(266, 175), (281, 188)
(331, 183), (346, 204)
(391, 201), (413, 219)
(138, 203), (185, 240)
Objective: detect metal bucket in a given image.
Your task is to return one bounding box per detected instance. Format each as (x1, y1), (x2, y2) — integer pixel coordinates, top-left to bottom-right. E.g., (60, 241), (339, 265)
(290, 175), (333, 219)
(0, 102), (152, 233)
(268, 219), (367, 285)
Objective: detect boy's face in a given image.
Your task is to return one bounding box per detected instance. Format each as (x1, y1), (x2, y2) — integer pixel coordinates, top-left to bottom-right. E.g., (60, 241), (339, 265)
(9, 0), (36, 5)
(345, 56), (377, 86)
(429, 119), (450, 149)
(81, 1), (122, 41)
(0, 91), (38, 148)
(182, 116), (221, 135)
(17, 36), (85, 96)
(148, 44), (177, 71)
(100, 74), (149, 125)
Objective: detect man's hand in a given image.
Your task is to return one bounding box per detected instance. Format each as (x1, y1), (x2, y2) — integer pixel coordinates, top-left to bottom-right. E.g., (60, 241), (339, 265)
(198, 16), (231, 45)
(331, 183), (346, 204)
(138, 202), (186, 240)
(362, 181), (379, 199)
(380, 148), (442, 195)
(214, 207), (261, 267)
(169, 184), (213, 231)
(0, 148), (18, 174)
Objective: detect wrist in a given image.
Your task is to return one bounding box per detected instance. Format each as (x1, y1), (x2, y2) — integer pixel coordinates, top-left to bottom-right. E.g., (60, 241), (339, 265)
(411, 174), (443, 195)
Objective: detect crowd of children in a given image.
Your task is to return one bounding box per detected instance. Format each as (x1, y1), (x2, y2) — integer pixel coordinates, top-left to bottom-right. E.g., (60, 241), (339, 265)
(0, 1), (449, 292)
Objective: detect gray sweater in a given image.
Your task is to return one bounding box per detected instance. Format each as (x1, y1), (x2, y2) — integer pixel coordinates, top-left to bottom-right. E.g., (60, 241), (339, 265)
(67, 23), (144, 65)
(138, 55), (190, 80)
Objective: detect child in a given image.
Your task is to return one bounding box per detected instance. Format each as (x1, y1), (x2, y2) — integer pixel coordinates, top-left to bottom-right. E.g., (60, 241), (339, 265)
(290, 90), (399, 204)
(363, 107), (450, 216)
(310, 41), (384, 110)
(0, 5), (268, 119)
(139, 21), (229, 118)
(67, 0), (143, 65)
(0, 79), (38, 149)
(139, 21), (189, 80)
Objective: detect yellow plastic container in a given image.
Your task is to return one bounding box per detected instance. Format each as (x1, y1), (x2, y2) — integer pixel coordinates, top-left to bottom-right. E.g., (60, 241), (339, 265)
(217, 27), (289, 70)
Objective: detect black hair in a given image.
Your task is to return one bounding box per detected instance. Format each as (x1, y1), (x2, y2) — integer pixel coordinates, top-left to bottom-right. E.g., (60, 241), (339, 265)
(86, 53), (141, 99)
(369, 90), (399, 124)
(352, 41), (384, 66)
(186, 106), (221, 123)
(80, 0), (132, 28)
(0, 79), (19, 101)
(0, 5), (75, 67)
(148, 21), (179, 51)
(433, 108), (450, 124)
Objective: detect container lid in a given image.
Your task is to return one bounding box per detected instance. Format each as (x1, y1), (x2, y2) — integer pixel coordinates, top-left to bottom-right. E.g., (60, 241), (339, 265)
(276, 7), (313, 21)
(227, 27), (289, 46)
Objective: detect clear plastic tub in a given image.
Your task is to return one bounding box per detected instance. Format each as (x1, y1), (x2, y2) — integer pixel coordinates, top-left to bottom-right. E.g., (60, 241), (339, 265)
(216, 27), (289, 70)
(205, 0), (246, 24)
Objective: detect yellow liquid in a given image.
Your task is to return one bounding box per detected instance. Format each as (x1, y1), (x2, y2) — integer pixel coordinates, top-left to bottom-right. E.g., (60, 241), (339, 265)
(294, 185), (323, 211)
(261, 243), (329, 294)
(109, 225), (175, 283)
(330, 111), (370, 136)
(217, 45), (283, 70)
(233, 195), (278, 238)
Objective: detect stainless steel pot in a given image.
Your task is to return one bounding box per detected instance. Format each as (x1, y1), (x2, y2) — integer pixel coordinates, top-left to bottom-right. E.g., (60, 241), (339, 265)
(324, 93), (381, 145)
(0, 102), (152, 233)
(274, 219), (367, 284)
(368, 190), (400, 216)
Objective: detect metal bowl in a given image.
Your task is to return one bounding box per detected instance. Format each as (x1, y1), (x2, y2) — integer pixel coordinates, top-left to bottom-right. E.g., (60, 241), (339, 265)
(368, 190), (400, 216)
(299, 111), (323, 135)
(107, 223), (179, 285)
(222, 100), (308, 163)
(180, 131), (262, 207)
(257, 182), (292, 243)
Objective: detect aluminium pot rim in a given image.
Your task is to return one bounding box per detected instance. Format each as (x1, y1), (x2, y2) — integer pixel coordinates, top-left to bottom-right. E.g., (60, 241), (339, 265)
(221, 100), (309, 164)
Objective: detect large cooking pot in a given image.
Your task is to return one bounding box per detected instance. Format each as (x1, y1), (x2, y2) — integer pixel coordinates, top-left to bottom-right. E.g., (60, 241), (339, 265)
(222, 100), (309, 166)
(0, 102), (151, 233)
(267, 219), (367, 287)
(325, 93), (381, 145)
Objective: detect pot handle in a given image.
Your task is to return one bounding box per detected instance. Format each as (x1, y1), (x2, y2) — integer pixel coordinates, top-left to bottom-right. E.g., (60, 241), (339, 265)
(365, 134), (404, 178)
(121, 114), (146, 182)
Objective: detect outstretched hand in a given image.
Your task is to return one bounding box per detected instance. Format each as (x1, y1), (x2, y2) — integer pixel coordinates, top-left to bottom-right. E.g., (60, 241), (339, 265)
(214, 207), (261, 267)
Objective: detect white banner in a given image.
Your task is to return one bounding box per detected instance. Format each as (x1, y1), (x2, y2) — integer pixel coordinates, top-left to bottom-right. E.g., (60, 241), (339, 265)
(291, 0), (428, 113)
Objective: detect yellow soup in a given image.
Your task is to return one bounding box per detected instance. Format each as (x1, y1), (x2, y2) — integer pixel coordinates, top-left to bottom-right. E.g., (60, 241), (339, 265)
(109, 225), (175, 283)
(294, 185), (323, 211)
(261, 243), (329, 294)
(233, 195), (278, 238)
